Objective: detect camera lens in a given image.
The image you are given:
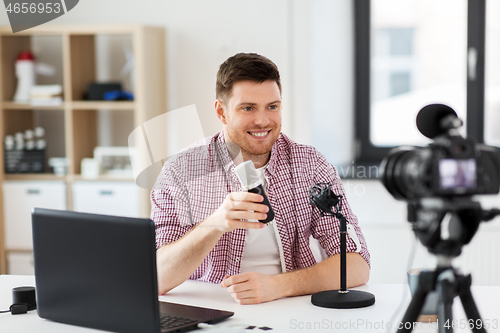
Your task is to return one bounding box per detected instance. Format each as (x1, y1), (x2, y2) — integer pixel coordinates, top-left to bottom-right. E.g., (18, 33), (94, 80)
(381, 147), (434, 200)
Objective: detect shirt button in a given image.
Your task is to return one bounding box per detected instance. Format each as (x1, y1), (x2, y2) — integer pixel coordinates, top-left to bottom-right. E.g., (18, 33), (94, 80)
(235, 257), (240, 262)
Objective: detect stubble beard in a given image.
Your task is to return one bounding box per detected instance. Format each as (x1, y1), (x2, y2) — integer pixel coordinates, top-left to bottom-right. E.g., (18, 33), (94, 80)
(226, 124), (281, 160)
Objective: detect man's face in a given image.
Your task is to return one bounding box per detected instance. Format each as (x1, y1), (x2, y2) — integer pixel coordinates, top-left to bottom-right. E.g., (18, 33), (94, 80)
(217, 80), (282, 160)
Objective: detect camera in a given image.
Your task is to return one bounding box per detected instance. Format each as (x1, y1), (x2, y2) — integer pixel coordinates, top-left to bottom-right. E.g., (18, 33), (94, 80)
(380, 104), (500, 200)
(379, 104), (500, 332)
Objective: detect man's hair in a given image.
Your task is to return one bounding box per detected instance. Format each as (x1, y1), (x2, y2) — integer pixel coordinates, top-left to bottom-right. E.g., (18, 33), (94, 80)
(216, 53), (281, 103)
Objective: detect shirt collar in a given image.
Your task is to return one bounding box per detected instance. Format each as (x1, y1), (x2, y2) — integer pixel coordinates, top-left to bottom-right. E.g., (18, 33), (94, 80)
(214, 132), (234, 173)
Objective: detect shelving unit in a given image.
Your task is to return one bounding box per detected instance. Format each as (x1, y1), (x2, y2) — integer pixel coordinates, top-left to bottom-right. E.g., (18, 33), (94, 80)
(0, 25), (167, 274)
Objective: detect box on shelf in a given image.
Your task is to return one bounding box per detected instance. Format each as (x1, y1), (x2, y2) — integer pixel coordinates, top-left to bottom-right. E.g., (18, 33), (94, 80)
(4, 149), (45, 173)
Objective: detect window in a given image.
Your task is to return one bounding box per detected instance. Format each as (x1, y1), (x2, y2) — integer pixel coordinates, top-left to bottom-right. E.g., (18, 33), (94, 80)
(485, 0), (500, 146)
(355, 0), (487, 164)
(372, 28), (414, 101)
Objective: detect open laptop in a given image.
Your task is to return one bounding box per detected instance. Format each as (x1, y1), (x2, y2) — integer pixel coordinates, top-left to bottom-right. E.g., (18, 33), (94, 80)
(32, 208), (233, 333)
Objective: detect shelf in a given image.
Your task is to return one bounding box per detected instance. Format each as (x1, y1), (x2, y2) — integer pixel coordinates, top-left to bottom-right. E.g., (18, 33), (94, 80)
(72, 174), (135, 182)
(71, 101), (135, 110)
(0, 25), (145, 36)
(3, 173), (135, 182)
(4, 173), (67, 181)
(2, 102), (66, 110)
(1, 101), (136, 110)
(5, 248), (33, 253)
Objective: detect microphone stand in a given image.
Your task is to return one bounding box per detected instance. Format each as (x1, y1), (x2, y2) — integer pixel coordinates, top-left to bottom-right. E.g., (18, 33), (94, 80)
(309, 183), (375, 309)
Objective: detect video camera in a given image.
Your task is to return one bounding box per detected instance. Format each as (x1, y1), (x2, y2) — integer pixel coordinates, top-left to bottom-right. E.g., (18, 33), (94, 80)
(379, 104), (500, 333)
(380, 104), (500, 201)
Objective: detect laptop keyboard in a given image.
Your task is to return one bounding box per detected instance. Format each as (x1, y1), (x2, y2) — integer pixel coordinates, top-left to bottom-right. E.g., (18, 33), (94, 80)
(159, 314), (199, 332)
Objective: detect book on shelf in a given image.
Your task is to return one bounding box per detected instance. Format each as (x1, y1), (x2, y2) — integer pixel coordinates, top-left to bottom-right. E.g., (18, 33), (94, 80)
(29, 84), (63, 106)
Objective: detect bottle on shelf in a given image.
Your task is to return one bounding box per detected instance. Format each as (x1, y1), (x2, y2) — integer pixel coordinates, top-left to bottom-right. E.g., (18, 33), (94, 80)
(13, 51), (36, 103)
(4, 135), (14, 151)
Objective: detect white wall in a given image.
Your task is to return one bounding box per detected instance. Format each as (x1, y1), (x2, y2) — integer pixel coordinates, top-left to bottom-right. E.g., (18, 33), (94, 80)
(0, 0), (355, 156)
(310, 0), (355, 166)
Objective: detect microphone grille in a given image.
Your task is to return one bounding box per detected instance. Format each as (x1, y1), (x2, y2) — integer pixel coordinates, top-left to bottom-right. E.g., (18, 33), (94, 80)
(234, 160), (260, 187)
(416, 104), (458, 139)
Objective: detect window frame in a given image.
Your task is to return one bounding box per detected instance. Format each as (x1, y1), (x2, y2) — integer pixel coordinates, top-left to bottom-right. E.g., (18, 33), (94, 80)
(354, 0), (486, 165)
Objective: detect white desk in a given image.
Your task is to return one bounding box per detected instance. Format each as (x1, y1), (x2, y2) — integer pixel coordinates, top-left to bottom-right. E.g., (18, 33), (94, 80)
(1, 275), (500, 332)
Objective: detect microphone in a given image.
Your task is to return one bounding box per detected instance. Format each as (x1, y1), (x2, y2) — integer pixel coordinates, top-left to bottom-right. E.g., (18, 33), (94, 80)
(308, 182), (375, 309)
(416, 104), (459, 139)
(234, 161), (275, 224)
(309, 183), (341, 216)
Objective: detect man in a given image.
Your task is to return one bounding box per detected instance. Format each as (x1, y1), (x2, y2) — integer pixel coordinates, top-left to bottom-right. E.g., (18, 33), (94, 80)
(152, 53), (370, 305)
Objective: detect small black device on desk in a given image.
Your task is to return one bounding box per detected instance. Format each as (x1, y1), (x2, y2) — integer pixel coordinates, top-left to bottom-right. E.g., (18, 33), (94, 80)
(32, 208), (234, 333)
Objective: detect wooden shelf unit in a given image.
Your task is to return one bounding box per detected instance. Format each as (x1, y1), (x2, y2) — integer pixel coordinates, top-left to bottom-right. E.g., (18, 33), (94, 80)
(2, 102), (66, 110)
(0, 25), (167, 274)
(2, 101), (135, 110)
(4, 173), (67, 181)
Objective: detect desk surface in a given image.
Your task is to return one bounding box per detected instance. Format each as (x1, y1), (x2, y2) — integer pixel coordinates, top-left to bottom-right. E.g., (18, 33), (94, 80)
(1, 275), (500, 333)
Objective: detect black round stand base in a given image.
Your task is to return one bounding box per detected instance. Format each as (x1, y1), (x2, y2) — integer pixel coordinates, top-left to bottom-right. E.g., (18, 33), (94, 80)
(311, 290), (375, 309)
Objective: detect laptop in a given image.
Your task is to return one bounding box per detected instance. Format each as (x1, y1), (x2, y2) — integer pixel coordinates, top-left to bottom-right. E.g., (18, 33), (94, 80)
(32, 208), (233, 333)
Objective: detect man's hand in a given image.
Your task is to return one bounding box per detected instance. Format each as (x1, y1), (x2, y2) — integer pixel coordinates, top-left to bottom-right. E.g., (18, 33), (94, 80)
(201, 192), (269, 232)
(220, 273), (284, 304)
(156, 191), (270, 294)
(219, 253), (370, 305)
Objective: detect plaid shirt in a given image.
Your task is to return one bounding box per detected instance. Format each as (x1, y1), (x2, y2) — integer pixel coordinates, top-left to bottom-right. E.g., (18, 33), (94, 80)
(151, 132), (370, 284)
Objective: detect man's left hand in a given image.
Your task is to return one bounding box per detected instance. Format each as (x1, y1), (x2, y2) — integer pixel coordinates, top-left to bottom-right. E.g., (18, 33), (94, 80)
(220, 272), (283, 304)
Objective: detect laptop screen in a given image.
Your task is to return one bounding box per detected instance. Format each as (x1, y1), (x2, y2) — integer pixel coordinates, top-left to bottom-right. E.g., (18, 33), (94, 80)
(32, 208), (161, 333)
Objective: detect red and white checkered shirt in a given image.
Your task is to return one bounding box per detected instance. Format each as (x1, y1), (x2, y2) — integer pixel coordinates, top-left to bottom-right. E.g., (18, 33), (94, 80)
(151, 132), (370, 284)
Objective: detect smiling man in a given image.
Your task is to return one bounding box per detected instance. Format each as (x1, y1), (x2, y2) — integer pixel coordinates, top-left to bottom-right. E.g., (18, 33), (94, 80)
(152, 53), (370, 304)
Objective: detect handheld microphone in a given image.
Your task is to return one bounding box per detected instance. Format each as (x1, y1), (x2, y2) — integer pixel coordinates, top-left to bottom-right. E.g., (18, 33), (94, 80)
(234, 160), (275, 224)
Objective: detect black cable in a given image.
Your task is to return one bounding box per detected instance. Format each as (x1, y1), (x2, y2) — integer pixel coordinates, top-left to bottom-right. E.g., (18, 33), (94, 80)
(1, 304), (29, 314)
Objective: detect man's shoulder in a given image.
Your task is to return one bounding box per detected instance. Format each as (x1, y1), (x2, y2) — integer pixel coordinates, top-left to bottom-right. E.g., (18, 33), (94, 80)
(273, 134), (340, 187)
(272, 133), (334, 178)
(161, 132), (224, 177)
(274, 133), (321, 160)
(170, 132), (221, 160)
(181, 132), (220, 152)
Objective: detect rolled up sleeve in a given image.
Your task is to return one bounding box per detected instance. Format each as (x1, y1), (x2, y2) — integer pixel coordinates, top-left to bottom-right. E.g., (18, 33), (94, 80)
(150, 163), (195, 249)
